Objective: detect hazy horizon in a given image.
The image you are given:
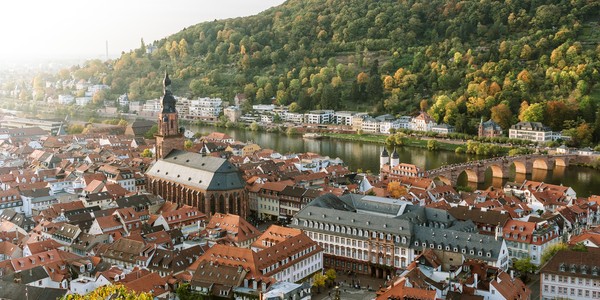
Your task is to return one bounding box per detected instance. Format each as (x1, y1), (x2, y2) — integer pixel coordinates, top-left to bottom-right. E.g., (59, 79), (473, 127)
(0, 0), (285, 63)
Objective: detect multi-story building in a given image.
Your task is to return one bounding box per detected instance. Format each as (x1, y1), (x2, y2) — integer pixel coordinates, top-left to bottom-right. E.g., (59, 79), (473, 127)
(352, 113), (369, 132)
(189, 97), (223, 119)
(361, 117), (380, 133)
(334, 111), (355, 126)
(431, 124), (455, 135)
(223, 106), (242, 122)
(284, 112), (304, 123)
(0, 116), (63, 136)
(292, 194), (510, 279)
(478, 119), (503, 138)
(58, 95), (75, 105)
(410, 112), (436, 132)
(380, 119), (403, 134)
(142, 99), (161, 113)
(304, 110), (334, 124)
(190, 225), (322, 286)
(539, 248), (600, 300)
(257, 182), (289, 221)
(292, 195), (414, 278)
(502, 219), (561, 265)
(509, 122), (561, 142)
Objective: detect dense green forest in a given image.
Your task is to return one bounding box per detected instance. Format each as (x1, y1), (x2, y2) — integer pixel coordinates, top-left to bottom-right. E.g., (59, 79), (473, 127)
(26, 0), (600, 144)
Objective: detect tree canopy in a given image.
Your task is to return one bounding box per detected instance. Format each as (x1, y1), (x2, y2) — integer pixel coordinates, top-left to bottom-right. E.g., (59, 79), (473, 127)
(34, 0), (600, 142)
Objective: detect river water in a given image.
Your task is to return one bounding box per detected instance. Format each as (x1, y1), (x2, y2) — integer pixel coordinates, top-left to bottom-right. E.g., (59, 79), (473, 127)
(187, 125), (600, 197)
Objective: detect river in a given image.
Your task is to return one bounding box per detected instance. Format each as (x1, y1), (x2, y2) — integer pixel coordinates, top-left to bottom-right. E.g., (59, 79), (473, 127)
(187, 124), (600, 197)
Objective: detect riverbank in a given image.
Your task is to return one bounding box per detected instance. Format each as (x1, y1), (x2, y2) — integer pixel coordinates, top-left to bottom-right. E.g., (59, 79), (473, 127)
(321, 132), (462, 151)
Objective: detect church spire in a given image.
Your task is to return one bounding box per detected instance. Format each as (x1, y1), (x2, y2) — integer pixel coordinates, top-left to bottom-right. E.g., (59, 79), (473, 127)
(156, 72), (184, 160)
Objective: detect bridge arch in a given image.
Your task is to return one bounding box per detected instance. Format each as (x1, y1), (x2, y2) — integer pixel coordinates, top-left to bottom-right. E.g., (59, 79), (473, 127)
(533, 158), (551, 170)
(432, 175), (452, 186)
(459, 169), (479, 184)
(512, 160), (527, 174)
(554, 157), (569, 167)
(485, 164), (506, 179)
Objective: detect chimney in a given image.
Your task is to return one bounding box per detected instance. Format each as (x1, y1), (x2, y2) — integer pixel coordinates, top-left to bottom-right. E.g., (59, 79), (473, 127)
(510, 270), (514, 281)
(473, 273), (478, 288)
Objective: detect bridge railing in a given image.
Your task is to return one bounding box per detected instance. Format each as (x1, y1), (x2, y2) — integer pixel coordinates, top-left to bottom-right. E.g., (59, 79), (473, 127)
(425, 154), (575, 177)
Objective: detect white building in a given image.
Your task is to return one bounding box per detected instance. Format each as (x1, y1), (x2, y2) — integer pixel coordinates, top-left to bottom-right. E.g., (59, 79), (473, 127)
(361, 117), (380, 133)
(142, 99), (161, 113)
(398, 116), (412, 129)
(304, 110), (334, 124)
(189, 97), (223, 118)
(58, 95), (74, 105)
(509, 122), (561, 142)
(431, 124), (455, 135)
(502, 219), (561, 266)
(540, 248), (600, 300)
(334, 111), (355, 126)
(380, 119), (403, 134)
(117, 94), (129, 107)
(252, 104), (275, 113)
(284, 112), (304, 124)
(410, 112), (437, 132)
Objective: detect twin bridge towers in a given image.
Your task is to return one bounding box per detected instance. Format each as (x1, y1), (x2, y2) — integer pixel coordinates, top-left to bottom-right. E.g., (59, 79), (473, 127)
(426, 154), (580, 186)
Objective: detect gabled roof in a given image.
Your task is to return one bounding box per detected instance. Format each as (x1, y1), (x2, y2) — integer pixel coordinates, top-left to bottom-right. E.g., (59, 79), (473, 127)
(205, 213), (260, 244)
(146, 150), (245, 191)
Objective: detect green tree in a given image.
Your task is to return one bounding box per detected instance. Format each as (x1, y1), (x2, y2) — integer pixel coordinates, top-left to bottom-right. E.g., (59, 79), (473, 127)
(541, 243), (568, 266)
(427, 140), (439, 151)
(140, 149), (153, 158)
(144, 124), (158, 139)
(312, 273), (326, 292)
(67, 124), (85, 134)
(513, 257), (537, 274)
(184, 140), (193, 150)
(520, 103), (545, 122)
(366, 59), (383, 104)
(250, 122), (260, 131)
(286, 127), (298, 136)
(325, 269), (337, 282)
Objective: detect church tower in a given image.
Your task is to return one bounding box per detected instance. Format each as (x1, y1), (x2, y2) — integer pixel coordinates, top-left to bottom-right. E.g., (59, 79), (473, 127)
(155, 73), (185, 160)
(380, 147), (389, 168)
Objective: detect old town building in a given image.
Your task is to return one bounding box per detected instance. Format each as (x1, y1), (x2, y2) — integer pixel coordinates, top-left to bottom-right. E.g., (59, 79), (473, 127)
(146, 74), (248, 218)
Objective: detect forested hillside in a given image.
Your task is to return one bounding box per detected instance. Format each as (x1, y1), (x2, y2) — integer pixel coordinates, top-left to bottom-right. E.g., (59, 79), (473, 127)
(38, 0), (600, 142)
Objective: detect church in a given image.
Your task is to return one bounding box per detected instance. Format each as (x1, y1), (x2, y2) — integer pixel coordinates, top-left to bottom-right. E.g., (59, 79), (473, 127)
(145, 73), (248, 218)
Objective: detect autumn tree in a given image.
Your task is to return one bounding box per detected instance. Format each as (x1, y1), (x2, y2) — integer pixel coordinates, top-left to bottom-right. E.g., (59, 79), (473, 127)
(140, 149), (153, 158)
(312, 273), (327, 292)
(490, 103), (513, 130)
(387, 181), (408, 198)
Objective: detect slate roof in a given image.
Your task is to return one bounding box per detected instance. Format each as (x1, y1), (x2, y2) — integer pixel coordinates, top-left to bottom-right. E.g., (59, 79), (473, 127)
(146, 149), (245, 191)
(293, 205), (412, 239)
(411, 225), (503, 262)
(0, 281), (67, 300)
(352, 194), (412, 216)
(306, 193), (355, 212)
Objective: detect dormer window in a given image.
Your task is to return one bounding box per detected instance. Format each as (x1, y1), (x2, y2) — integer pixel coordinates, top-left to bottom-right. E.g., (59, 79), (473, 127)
(559, 263), (566, 272)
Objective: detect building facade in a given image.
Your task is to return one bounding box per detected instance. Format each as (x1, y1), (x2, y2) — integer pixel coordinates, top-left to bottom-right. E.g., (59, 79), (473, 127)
(509, 122), (561, 142)
(540, 248), (600, 300)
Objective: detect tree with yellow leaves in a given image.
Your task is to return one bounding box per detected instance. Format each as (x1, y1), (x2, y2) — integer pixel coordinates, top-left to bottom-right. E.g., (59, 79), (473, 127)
(387, 181), (408, 199)
(61, 284), (152, 300)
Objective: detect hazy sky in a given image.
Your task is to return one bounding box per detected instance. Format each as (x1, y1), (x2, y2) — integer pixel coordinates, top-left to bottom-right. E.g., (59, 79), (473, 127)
(0, 0), (286, 61)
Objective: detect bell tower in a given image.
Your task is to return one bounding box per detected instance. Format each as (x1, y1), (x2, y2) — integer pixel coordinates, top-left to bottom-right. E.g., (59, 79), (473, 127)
(155, 72), (185, 160)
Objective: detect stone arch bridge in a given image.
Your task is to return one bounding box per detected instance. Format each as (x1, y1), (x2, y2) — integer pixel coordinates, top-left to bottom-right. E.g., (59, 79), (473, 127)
(426, 154), (580, 186)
